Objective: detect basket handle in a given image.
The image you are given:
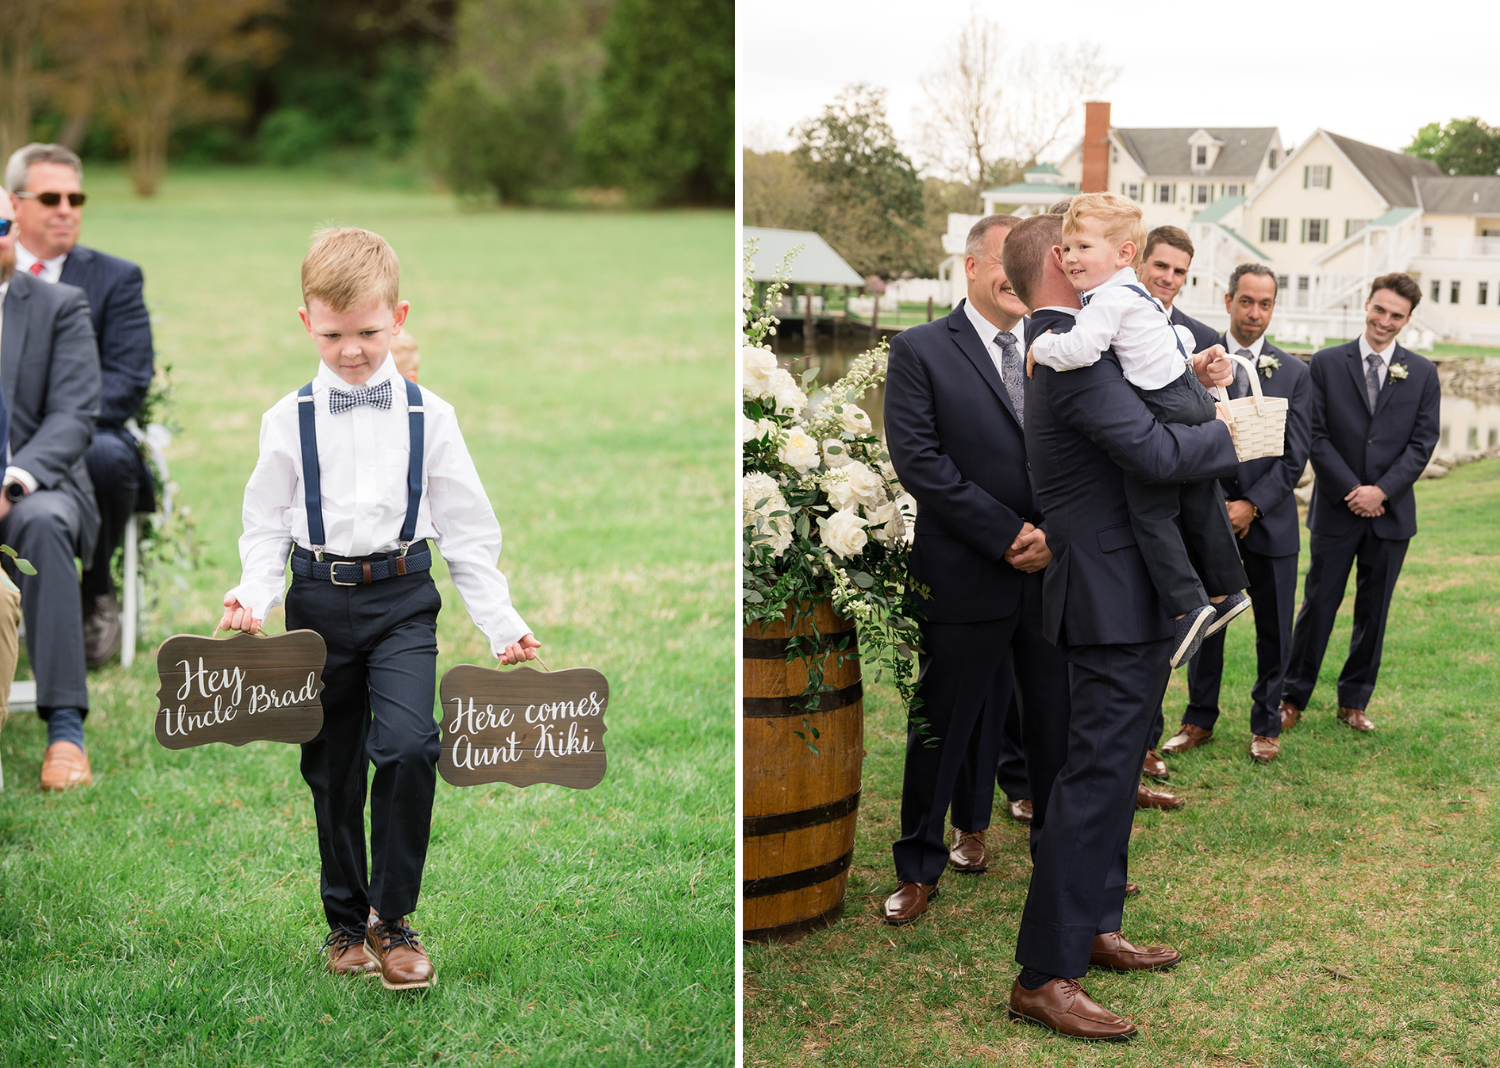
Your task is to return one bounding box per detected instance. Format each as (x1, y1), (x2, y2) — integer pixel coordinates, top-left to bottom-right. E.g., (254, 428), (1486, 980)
(1214, 351), (1268, 413)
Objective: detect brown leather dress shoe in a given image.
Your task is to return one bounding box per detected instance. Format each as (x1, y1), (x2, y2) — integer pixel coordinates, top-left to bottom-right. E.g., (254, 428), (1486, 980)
(1338, 707), (1376, 732)
(1009, 798), (1033, 824)
(1249, 735), (1281, 763)
(82, 592), (123, 668)
(948, 828), (988, 873)
(1136, 782), (1185, 810)
(1141, 749), (1169, 781)
(1161, 723), (1212, 755)
(1124, 882), (1140, 898)
(882, 881), (938, 925)
(324, 925), (378, 976)
(1007, 977), (1137, 1042)
(1279, 700), (1302, 731)
(366, 916), (435, 990)
(40, 741), (92, 791)
(1089, 930), (1182, 972)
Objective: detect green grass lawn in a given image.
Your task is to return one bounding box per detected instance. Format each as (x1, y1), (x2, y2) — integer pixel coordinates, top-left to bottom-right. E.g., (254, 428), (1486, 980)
(0, 168), (733, 1067)
(745, 459), (1500, 1066)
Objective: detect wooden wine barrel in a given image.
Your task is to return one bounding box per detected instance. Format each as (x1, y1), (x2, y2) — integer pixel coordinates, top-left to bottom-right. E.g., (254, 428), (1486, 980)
(742, 601), (863, 943)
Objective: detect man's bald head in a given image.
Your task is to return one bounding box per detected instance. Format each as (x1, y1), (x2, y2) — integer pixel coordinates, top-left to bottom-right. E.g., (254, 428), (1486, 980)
(1000, 213), (1065, 311)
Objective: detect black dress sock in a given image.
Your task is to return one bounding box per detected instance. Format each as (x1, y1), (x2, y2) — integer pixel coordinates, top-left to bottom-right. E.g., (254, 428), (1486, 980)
(1018, 967), (1058, 990)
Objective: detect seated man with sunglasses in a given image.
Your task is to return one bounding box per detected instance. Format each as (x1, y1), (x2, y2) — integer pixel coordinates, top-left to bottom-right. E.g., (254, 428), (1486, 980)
(7, 143), (156, 670)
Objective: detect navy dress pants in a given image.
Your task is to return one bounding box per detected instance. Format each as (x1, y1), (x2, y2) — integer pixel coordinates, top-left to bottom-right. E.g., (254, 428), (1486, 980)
(81, 429), (144, 599)
(286, 562), (443, 930)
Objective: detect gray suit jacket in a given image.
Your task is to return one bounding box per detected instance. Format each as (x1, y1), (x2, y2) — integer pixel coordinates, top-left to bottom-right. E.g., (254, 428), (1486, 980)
(2, 270), (102, 556)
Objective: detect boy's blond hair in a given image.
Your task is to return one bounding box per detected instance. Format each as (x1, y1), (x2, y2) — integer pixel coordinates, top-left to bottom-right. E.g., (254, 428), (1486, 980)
(301, 227), (400, 312)
(1063, 192), (1147, 267)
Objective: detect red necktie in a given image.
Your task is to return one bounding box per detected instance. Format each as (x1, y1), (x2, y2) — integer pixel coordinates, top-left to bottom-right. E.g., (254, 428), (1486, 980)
(28, 262), (43, 276)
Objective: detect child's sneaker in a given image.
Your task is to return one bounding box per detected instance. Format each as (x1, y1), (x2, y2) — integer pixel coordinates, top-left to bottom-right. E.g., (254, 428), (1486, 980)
(1169, 605), (1216, 669)
(323, 924), (378, 976)
(1204, 591), (1251, 637)
(366, 915), (436, 990)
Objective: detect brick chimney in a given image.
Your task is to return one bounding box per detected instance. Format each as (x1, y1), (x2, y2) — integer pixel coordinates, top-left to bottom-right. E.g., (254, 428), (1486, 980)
(1081, 101), (1110, 193)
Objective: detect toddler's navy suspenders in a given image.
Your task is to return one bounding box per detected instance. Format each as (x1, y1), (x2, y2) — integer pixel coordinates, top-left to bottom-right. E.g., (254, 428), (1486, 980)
(290, 378), (430, 585)
(1124, 283), (1190, 362)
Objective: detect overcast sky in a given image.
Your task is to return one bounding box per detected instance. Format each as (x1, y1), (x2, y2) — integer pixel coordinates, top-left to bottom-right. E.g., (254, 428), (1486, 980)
(738, 0), (1500, 169)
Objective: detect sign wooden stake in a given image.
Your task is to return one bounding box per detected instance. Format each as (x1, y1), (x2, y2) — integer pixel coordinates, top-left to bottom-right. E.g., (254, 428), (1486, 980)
(438, 664), (609, 789)
(154, 631), (327, 750)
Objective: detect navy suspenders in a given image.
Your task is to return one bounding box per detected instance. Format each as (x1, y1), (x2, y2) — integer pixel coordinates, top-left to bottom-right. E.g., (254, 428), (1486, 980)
(293, 378), (427, 584)
(1124, 283), (1190, 362)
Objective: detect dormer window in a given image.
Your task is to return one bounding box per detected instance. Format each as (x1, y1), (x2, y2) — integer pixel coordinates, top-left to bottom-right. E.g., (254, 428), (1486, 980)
(1195, 145), (1207, 167)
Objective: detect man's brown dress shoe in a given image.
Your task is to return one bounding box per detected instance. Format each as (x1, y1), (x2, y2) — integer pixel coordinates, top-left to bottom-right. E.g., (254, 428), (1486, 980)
(40, 741), (92, 791)
(1009, 798), (1033, 824)
(1007, 977), (1137, 1042)
(948, 828), (988, 873)
(1124, 882), (1139, 898)
(1279, 700), (1302, 731)
(1337, 707), (1375, 732)
(1089, 930), (1181, 972)
(1249, 735), (1280, 763)
(82, 592), (123, 668)
(1161, 723), (1212, 755)
(882, 881), (938, 925)
(1136, 782), (1185, 810)
(1141, 749), (1169, 781)
(366, 916), (435, 990)
(324, 925), (378, 976)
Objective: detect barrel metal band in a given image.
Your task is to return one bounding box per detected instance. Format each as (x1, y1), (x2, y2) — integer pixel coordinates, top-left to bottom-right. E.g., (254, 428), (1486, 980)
(742, 629), (858, 660)
(742, 900), (845, 944)
(742, 848), (854, 899)
(742, 789), (860, 838)
(741, 681), (863, 718)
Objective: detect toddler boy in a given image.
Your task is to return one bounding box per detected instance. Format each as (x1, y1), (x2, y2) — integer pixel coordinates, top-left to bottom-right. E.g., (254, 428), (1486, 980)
(1029, 193), (1249, 668)
(220, 228), (540, 989)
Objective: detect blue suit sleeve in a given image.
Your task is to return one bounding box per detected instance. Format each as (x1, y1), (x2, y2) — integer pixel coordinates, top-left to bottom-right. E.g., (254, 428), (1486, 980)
(1307, 356), (1362, 496)
(96, 263), (155, 427)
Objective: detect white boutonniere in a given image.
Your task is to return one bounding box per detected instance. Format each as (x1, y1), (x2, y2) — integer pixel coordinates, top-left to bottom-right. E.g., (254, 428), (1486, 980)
(1389, 363), (1409, 381)
(1257, 354), (1281, 377)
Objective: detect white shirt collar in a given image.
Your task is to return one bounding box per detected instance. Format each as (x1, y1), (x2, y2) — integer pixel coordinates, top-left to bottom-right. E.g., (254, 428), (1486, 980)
(1358, 333), (1396, 366)
(315, 352), (398, 392)
(14, 241), (68, 280)
(1225, 331), (1266, 359)
(1082, 266), (1139, 301)
(962, 297), (1019, 347)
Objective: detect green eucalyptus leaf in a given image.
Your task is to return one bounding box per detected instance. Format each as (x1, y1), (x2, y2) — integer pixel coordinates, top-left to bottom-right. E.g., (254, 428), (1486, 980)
(13, 557), (36, 576)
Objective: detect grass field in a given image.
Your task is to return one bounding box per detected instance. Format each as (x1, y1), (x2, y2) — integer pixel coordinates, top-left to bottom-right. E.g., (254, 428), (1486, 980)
(745, 459), (1500, 1066)
(0, 168), (733, 1067)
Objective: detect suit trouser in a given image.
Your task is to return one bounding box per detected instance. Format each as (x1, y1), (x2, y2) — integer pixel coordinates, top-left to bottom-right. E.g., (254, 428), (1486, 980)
(1282, 526), (1409, 712)
(1184, 548), (1299, 739)
(81, 429), (143, 599)
(0, 490), (90, 713)
(286, 566), (443, 930)
(1015, 637), (1172, 978)
(993, 694), (1028, 803)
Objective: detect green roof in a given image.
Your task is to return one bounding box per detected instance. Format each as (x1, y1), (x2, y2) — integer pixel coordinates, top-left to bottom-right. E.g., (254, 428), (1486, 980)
(982, 181), (1082, 200)
(1191, 194), (1245, 224)
(1216, 224), (1270, 261)
(1369, 205), (1422, 227)
(1026, 163), (1062, 176)
(742, 227), (864, 287)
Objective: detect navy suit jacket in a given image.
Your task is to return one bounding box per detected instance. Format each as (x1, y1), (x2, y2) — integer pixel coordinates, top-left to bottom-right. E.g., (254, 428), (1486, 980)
(1022, 309), (1240, 646)
(884, 301), (1042, 624)
(59, 244), (154, 429)
(1169, 306), (1219, 355)
(1306, 340), (1439, 541)
(1217, 337), (1311, 557)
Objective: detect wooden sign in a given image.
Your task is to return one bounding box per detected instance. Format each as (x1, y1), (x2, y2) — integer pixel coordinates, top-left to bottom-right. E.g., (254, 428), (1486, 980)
(155, 631), (327, 750)
(438, 665), (609, 789)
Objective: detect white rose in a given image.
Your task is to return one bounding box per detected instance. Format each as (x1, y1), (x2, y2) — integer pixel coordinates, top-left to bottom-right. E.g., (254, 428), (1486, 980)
(894, 493), (917, 545)
(742, 473), (793, 557)
(769, 367), (806, 418)
(742, 345), (777, 398)
(819, 508), (868, 559)
(776, 425), (820, 473)
(739, 413), (763, 444)
(842, 460), (887, 509)
(825, 470), (856, 511)
(866, 499), (906, 545)
(834, 402), (874, 437)
(822, 438), (852, 469)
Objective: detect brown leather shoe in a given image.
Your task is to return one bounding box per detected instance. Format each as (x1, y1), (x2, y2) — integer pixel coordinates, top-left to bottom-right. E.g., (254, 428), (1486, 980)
(40, 741), (92, 791)
(1009, 798), (1033, 824)
(1161, 723), (1213, 755)
(324, 925), (378, 976)
(1338, 706), (1375, 732)
(366, 916), (435, 990)
(82, 592), (123, 668)
(1124, 882), (1140, 899)
(948, 828), (988, 873)
(1279, 700), (1302, 731)
(1007, 977), (1137, 1042)
(1250, 735), (1281, 763)
(882, 881), (938, 925)
(1141, 749), (1169, 781)
(1089, 930), (1182, 972)
(1136, 782), (1185, 810)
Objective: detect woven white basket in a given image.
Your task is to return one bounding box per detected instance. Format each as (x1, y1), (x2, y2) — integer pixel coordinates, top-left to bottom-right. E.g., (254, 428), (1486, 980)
(1215, 352), (1288, 462)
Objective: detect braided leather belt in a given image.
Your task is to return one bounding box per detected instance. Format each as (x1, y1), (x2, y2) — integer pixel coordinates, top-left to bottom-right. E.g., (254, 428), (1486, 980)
(290, 545), (432, 586)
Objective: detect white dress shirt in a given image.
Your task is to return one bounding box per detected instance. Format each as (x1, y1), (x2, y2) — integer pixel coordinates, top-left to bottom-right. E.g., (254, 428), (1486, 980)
(1225, 331), (1266, 360)
(1358, 333), (1396, 389)
(1029, 267), (1193, 391)
(225, 355), (531, 655)
(14, 242), (68, 283)
(961, 298), (1021, 382)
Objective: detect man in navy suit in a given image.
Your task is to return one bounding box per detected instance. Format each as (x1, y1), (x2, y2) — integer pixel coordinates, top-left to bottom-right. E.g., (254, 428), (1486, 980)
(1159, 264), (1311, 765)
(7, 143), (155, 667)
(999, 211), (1240, 1040)
(880, 214), (1072, 924)
(1279, 274), (1439, 733)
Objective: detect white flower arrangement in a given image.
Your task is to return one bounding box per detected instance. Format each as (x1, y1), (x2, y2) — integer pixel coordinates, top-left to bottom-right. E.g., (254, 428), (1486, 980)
(1258, 353), (1281, 377)
(1389, 362), (1409, 381)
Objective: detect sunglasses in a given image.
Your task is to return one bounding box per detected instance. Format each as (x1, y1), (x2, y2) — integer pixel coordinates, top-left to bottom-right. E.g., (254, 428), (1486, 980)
(0, 220), (10, 237)
(16, 191), (86, 208)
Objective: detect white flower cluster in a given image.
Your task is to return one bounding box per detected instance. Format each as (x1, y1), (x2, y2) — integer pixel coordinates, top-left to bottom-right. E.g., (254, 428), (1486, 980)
(742, 343), (805, 418)
(742, 472), (793, 557)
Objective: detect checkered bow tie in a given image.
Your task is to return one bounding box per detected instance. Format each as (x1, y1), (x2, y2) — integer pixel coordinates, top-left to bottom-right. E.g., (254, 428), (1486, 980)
(327, 378), (393, 414)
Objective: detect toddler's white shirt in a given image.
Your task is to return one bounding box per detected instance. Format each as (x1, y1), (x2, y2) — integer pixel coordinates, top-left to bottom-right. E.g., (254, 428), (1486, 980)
(1029, 267), (1197, 391)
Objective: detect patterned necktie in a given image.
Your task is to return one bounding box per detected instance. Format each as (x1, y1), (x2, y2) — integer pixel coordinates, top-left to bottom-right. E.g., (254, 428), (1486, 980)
(28, 262), (43, 277)
(1365, 353), (1382, 413)
(328, 377), (393, 415)
(1231, 348), (1253, 399)
(995, 331), (1025, 427)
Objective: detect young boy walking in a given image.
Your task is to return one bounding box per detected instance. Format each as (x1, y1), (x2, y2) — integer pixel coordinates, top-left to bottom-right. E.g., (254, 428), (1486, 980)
(1029, 193), (1249, 668)
(220, 228), (540, 989)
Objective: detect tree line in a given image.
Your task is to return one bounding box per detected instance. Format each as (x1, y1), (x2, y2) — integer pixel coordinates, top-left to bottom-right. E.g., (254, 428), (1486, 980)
(0, 0), (731, 205)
